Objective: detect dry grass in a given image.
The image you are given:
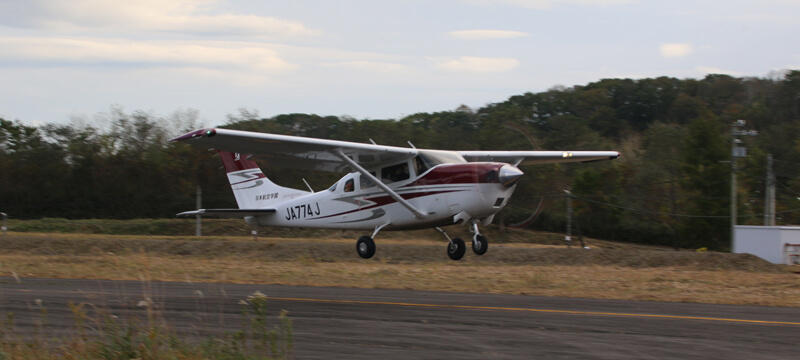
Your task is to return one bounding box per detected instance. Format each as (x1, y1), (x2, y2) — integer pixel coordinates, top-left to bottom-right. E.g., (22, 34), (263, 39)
(0, 233), (797, 307)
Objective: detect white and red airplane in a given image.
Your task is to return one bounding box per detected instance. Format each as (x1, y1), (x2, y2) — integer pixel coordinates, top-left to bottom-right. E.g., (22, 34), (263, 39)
(172, 128), (620, 260)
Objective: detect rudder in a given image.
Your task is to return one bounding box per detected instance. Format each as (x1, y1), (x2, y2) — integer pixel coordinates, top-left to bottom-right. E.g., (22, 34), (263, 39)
(218, 151), (305, 209)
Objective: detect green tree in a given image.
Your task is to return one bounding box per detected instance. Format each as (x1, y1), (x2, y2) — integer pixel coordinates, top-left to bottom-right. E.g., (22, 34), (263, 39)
(680, 113), (730, 250)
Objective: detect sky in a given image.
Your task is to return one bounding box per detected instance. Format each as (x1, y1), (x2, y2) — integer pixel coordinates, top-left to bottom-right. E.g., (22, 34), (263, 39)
(1, 0), (799, 127)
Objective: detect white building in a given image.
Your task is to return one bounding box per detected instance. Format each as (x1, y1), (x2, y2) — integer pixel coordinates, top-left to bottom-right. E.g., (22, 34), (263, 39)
(733, 225), (800, 264)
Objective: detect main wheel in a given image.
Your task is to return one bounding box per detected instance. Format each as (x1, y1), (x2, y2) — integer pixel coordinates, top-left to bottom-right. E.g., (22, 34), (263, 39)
(447, 238), (466, 261)
(472, 234), (488, 255)
(356, 236), (376, 259)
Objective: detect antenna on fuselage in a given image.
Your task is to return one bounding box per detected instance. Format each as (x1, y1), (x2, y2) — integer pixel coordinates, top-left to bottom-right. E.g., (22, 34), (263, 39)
(302, 178), (315, 193)
(369, 139), (377, 145)
(407, 141), (416, 149)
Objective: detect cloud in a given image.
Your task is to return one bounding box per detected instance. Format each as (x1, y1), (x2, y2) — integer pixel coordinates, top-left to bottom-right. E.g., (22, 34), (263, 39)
(462, 0), (638, 9)
(447, 30), (529, 40)
(436, 56), (520, 72)
(0, 37), (297, 72)
(660, 43), (692, 58)
(322, 61), (410, 74)
(0, 0), (319, 39)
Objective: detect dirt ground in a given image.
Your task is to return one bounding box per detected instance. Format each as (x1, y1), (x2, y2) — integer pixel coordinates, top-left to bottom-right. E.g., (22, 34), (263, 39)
(0, 232), (796, 307)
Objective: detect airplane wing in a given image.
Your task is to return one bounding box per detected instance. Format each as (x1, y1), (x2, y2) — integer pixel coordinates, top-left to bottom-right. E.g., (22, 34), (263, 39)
(171, 128), (620, 172)
(458, 150), (621, 166)
(171, 128), (417, 172)
(177, 208), (276, 218)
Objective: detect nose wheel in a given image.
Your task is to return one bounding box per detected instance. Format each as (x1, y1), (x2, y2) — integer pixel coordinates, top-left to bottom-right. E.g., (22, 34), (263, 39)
(472, 234), (488, 255)
(469, 221), (489, 255)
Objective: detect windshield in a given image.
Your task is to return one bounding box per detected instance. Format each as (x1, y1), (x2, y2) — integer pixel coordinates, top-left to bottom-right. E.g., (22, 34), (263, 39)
(415, 150), (466, 174)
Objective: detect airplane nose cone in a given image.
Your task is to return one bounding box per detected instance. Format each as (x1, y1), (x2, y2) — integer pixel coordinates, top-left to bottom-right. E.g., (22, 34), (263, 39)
(499, 165), (524, 187)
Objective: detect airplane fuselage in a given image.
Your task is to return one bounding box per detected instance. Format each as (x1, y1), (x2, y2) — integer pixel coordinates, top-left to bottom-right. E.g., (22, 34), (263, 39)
(244, 162), (517, 231)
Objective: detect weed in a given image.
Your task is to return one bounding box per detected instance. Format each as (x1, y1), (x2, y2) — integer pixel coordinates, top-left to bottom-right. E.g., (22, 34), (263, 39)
(200, 291), (294, 359)
(0, 293), (293, 360)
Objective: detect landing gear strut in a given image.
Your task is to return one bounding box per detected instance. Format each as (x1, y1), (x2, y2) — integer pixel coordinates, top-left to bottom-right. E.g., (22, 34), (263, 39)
(436, 227), (466, 261)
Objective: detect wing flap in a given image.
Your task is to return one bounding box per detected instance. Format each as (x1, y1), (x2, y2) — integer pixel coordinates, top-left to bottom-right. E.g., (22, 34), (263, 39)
(177, 208), (276, 218)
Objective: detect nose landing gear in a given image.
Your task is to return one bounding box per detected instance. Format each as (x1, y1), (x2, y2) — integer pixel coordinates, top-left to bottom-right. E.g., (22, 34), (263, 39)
(472, 234), (488, 255)
(470, 221), (488, 255)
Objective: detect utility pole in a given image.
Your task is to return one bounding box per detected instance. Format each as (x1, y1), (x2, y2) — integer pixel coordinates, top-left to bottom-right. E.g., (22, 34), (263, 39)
(764, 154), (776, 226)
(196, 186), (202, 237)
(670, 174), (678, 250)
(564, 190), (572, 248)
(730, 120), (758, 249)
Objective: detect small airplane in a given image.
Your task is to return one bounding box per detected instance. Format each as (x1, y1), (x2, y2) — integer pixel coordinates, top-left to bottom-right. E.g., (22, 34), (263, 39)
(171, 128), (620, 260)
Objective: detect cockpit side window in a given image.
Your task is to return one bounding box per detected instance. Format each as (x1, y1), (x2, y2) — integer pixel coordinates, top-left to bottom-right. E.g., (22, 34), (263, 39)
(381, 162), (410, 183)
(360, 173), (376, 189)
(414, 156), (429, 176)
(344, 178), (355, 192)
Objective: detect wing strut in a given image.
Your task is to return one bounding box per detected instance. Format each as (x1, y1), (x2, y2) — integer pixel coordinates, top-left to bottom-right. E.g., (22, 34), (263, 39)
(333, 149), (429, 219)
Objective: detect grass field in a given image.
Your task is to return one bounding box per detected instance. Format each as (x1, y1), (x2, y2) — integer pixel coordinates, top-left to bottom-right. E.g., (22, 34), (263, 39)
(1, 226), (798, 307)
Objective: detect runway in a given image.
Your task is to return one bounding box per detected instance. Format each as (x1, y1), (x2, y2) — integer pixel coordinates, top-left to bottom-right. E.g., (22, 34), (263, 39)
(0, 277), (796, 359)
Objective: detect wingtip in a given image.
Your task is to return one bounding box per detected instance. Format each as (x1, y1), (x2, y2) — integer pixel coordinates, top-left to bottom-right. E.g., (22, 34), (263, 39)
(170, 128), (217, 142)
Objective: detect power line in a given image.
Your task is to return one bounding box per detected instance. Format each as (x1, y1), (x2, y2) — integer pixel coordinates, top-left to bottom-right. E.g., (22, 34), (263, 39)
(567, 192), (800, 219)
(772, 158), (800, 167)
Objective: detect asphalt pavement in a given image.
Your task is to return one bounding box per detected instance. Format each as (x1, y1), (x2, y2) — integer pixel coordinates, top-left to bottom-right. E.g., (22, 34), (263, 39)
(0, 277), (796, 359)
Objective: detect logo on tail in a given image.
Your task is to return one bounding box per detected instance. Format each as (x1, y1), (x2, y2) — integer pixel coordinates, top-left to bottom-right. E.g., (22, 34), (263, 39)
(217, 151), (309, 209)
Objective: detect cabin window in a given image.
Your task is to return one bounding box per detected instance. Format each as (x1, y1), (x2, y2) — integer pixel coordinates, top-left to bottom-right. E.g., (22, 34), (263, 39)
(360, 173), (376, 189)
(344, 178), (355, 192)
(381, 162), (410, 183)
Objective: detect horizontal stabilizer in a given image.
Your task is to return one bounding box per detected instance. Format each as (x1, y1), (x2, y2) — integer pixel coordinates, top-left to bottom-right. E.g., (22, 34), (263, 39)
(177, 208), (276, 218)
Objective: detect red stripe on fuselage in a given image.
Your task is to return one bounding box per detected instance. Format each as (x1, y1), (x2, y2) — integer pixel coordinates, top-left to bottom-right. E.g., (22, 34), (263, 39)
(311, 189), (463, 220)
(404, 163), (503, 187)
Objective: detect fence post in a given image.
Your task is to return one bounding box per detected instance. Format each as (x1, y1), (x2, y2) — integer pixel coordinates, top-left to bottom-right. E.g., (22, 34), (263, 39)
(1, 212), (7, 236)
(196, 186), (202, 237)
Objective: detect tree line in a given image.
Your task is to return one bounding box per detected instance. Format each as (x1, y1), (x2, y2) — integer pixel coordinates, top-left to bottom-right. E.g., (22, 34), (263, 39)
(2, 71), (800, 250)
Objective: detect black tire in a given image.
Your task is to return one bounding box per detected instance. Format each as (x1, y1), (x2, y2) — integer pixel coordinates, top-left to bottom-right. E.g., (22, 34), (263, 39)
(472, 234), (488, 255)
(447, 238), (466, 261)
(356, 236), (376, 259)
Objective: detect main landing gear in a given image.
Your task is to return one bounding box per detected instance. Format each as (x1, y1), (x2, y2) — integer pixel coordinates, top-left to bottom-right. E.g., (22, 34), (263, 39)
(356, 236), (376, 259)
(436, 224), (489, 261)
(356, 223), (388, 259)
(355, 223), (489, 261)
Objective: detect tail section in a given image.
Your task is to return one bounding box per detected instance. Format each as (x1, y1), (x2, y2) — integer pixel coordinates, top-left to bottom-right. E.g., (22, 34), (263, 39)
(218, 151), (308, 209)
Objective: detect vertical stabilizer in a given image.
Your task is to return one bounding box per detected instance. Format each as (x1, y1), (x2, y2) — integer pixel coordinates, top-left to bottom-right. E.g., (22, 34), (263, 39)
(218, 151), (307, 209)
